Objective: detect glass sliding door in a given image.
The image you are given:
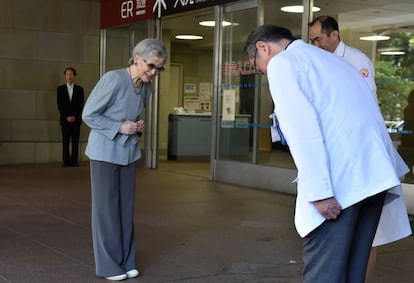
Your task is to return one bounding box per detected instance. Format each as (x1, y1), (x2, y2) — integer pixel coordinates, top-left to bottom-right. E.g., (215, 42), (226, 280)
(159, 7), (215, 167)
(217, 1), (258, 163)
(216, 0), (302, 170)
(212, 0), (298, 194)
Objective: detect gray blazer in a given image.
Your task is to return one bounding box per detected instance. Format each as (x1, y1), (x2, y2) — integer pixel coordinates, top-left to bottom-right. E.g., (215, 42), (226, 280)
(82, 69), (151, 165)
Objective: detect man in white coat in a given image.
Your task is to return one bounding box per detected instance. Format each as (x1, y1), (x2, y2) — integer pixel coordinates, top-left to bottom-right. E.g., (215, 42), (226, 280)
(309, 15), (376, 100)
(244, 24), (410, 283)
(309, 15), (411, 277)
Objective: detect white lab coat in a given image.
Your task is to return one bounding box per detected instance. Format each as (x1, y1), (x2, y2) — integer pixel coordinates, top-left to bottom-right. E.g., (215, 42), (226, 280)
(267, 40), (410, 238)
(335, 41), (411, 246)
(373, 184), (411, 246)
(335, 41), (377, 100)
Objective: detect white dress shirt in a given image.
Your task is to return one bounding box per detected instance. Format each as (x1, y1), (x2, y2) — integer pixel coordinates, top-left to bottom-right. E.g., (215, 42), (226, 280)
(67, 83), (74, 101)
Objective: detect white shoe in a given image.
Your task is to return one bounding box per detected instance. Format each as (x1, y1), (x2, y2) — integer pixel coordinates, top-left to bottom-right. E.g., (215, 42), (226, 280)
(105, 273), (127, 281)
(126, 269), (139, 278)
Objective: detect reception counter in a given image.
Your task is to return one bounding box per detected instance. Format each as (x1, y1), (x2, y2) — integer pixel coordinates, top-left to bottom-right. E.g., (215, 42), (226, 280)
(167, 113), (251, 160)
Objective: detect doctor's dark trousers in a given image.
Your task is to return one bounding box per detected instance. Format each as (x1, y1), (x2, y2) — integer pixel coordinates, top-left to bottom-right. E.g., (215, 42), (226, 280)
(302, 191), (386, 283)
(90, 160), (137, 277)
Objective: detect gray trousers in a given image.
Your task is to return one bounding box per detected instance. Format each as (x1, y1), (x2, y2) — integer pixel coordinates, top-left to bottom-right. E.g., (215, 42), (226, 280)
(90, 160), (137, 277)
(302, 192), (386, 283)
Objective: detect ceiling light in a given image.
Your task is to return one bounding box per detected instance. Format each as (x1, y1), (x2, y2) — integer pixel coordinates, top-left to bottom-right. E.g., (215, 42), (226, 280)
(199, 21), (216, 27)
(175, 35), (203, 40)
(381, 51), (405, 55)
(360, 35), (390, 41)
(199, 21), (238, 27)
(281, 5), (320, 13)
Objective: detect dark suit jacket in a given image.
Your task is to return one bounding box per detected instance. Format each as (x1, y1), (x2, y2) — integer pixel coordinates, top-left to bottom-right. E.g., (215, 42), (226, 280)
(57, 84), (85, 124)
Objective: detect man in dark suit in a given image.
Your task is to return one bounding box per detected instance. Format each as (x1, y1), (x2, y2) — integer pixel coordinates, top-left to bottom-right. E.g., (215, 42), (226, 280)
(57, 67), (84, 167)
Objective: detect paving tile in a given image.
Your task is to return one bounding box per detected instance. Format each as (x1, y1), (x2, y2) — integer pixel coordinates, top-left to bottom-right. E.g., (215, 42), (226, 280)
(0, 162), (413, 282)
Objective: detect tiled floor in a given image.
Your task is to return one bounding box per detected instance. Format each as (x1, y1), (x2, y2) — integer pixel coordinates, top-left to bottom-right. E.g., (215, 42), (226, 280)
(0, 161), (413, 283)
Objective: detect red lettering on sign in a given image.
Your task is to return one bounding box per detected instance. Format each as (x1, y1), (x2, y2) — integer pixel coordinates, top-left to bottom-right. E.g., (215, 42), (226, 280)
(101, 0), (155, 28)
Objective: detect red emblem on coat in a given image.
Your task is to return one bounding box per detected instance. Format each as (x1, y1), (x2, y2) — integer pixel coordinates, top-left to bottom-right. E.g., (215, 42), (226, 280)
(360, 68), (369, 78)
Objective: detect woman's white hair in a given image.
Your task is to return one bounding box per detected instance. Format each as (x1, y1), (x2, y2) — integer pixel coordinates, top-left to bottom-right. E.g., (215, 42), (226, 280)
(128, 38), (168, 65)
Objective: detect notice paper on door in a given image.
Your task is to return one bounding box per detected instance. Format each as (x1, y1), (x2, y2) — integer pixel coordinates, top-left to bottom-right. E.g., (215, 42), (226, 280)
(222, 89), (236, 121)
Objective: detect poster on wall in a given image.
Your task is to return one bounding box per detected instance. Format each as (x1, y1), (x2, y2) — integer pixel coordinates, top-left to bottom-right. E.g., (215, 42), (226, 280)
(222, 89), (236, 121)
(199, 82), (211, 99)
(199, 82), (212, 112)
(184, 96), (200, 112)
(199, 100), (211, 112)
(184, 83), (197, 94)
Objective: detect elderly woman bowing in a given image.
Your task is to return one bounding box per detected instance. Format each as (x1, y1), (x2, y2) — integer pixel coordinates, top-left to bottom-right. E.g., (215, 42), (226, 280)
(82, 38), (168, 281)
